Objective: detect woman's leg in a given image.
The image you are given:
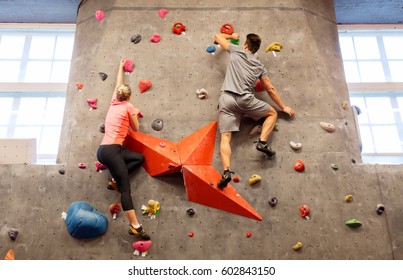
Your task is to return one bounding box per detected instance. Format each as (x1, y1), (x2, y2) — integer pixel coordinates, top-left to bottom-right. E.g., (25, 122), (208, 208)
(121, 147), (145, 174)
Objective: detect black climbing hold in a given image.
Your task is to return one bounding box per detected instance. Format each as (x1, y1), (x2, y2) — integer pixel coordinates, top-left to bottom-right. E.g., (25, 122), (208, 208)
(376, 204), (385, 215)
(58, 169), (65, 175)
(186, 208), (195, 217)
(131, 34), (142, 44)
(99, 72), (108, 81)
(151, 119), (164, 131)
(8, 228), (18, 241)
(99, 123), (105, 133)
(351, 158), (356, 164)
(268, 197), (278, 207)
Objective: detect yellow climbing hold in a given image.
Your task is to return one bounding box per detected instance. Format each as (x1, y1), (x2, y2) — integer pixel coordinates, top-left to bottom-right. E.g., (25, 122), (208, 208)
(293, 241), (302, 251)
(265, 42), (283, 53)
(345, 195), (353, 203)
(248, 174), (261, 186)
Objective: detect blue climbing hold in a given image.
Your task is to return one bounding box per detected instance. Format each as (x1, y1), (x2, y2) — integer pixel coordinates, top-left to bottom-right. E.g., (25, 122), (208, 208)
(65, 201), (108, 239)
(206, 45), (216, 54)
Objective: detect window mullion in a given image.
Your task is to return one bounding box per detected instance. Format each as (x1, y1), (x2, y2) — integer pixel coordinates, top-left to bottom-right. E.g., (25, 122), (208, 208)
(18, 34), (31, 83)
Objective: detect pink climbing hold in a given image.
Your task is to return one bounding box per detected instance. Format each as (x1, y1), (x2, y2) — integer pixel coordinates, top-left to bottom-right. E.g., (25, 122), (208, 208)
(255, 80), (264, 92)
(133, 240), (152, 256)
(150, 33), (161, 43)
(95, 10), (105, 21)
(95, 161), (107, 172)
(87, 98), (98, 109)
(138, 80), (152, 93)
(137, 112), (144, 118)
(158, 9), (169, 18)
(78, 163), (86, 169)
(123, 59), (134, 73)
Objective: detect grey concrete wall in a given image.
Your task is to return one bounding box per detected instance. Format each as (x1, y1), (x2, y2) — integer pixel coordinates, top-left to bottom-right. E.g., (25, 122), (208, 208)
(1, 0), (402, 260)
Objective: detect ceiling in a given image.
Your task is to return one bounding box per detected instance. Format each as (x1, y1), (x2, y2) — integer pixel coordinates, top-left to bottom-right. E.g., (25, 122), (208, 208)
(0, 0), (402, 25)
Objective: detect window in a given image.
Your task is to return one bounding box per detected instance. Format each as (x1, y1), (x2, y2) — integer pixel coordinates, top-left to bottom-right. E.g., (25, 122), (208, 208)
(338, 26), (403, 164)
(0, 24), (75, 163)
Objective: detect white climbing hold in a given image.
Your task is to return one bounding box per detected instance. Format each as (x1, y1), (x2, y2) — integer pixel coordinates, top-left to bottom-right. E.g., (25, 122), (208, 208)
(61, 212), (67, 220)
(320, 121), (335, 132)
(249, 124), (262, 135)
(290, 141), (302, 150)
(196, 88), (208, 99)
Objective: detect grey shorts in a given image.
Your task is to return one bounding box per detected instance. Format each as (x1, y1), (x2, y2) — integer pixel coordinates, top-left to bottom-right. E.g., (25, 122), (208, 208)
(218, 91), (271, 133)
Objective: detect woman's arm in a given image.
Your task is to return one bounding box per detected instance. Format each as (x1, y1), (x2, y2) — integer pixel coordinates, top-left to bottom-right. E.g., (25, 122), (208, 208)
(111, 59), (126, 101)
(129, 107), (140, 132)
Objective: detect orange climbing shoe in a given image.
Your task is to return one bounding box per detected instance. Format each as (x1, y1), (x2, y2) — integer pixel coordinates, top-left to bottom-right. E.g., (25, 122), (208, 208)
(107, 178), (119, 192)
(217, 170), (234, 190)
(129, 224), (151, 240)
(256, 142), (276, 158)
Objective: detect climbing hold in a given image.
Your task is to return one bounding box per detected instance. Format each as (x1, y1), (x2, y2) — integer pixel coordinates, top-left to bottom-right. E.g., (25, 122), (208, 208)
(232, 175), (240, 183)
(290, 141), (302, 150)
(342, 100), (348, 110)
(58, 169), (65, 175)
(141, 199), (160, 217)
(220, 23), (234, 35)
(255, 79), (264, 92)
(299, 204), (310, 219)
(158, 9), (169, 18)
(109, 203), (121, 220)
(99, 123), (105, 133)
(206, 45), (216, 54)
(246, 231), (252, 238)
(187, 208), (195, 217)
(188, 231), (194, 237)
(150, 32), (161, 43)
(138, 80), (152, 93)
(265, 42), (283, 53)
(320, 121), (335, 132)
(345, 218), (362, 228)
(331, 163), (339, 170)
(345, 195), (353, 202)
(137, 112), (144, 118)
(249, 124), (262, 135)
(376, 204), (385, 215)
(131, 34), (142, 44)
(123, 59), (134, 73)
(274, 123), (279, 131)
(196, 88), (208, 99)
(268, 197), (278, 207)
(99, 72), (108, 81)
(292, 241), (303, 251)
(172, 22), (186, 35)
(95, 161), (107, 172)
(76, 82), (83, 91)
(248, 174), (261, 186)
(65, 201), (108, 239)
(294, 159), (305, 172)
(230, 39), (239, 45)
(8, 228), (18, 241)
(133, 240), (152, 257)
(86, 98), (97, 110)
(4, 249), (14, 260)
(95, 10), (104, 21)
(159, 141), (166, 148)
(78, 163), (86, 169)
(151, 119), (164, 131)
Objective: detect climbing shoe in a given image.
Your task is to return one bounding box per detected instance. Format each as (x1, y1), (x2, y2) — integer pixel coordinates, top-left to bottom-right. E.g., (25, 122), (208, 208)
(256, 142), (276, 158)
(107, 178), (119, 192)
(217, 170), (234, 190)
(129, 225), (151, 240)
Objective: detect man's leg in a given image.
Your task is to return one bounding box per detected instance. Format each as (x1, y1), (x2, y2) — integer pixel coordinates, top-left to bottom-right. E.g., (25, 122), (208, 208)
(256, 107), (278, 158)
(218, 132), (234, 189)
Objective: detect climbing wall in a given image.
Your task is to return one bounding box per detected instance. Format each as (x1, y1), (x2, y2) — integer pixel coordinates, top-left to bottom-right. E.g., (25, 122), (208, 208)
(1, 0), (403, 260)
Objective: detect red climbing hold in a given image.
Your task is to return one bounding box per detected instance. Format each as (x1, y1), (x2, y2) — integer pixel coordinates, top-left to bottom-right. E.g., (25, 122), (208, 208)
(138, 80), (152, 93)
(78, 163), (86, 169)
(294, 159), (305, 172)
(220, 23), (234, 35)
(137, 112), (144, 118)
(150, 33), (161, 43)
(95, 161), (107, 172)
(188, 231), (194, 237)
(246, 231), (252, 238)
(158, 9), (169, 18)
(76, 82), (83, 91)
(109, 203), (121, 220)
(123, 59), (134, 73)
(172, 22), (186, 35)
(87, 98), (98, 109)
(299, 204), (310, 219)
(232, 175), (240, 183)
(255, 79), (264, 92)
(95, 10), (104, 21)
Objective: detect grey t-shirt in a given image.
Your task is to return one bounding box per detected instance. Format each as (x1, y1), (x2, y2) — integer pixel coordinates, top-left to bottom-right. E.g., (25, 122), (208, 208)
(221, 44), (268, 95)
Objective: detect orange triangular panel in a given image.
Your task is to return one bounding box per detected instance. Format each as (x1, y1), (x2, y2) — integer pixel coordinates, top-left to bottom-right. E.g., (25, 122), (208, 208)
(125, 131), (181, 176)
(182, 165), (262, 221)
(4, 249), (14, 260)
(177, 121), (217, 166)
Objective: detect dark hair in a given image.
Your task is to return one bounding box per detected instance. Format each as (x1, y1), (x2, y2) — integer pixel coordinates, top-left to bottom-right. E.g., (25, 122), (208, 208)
(245, 33), (261, 54)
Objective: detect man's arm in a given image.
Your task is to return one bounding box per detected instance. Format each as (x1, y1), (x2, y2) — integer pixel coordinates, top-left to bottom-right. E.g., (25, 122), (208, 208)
(260, 76), (295, 117)
(214, 33), (239, 51)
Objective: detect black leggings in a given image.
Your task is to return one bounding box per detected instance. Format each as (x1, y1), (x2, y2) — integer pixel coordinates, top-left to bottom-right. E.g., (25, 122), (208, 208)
(97, 144), (145, 211)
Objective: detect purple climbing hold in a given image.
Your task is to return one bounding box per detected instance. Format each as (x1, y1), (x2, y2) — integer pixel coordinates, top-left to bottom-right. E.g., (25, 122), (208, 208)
(8, 228), (18, 241)
(99, 72), (108, 81)
(268, 197), (278, 207)
(131, 34), (142, 44)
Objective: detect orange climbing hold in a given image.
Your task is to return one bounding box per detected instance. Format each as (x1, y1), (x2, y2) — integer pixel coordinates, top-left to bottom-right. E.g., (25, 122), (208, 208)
(76, 82), (83, 90)
(294, 159), (305, 172)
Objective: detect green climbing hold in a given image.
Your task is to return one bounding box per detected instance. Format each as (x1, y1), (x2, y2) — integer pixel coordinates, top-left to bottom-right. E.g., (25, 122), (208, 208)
(230, 39), (239, 45)
(345, 218), (362, 228)
(331, 163), (339, 170)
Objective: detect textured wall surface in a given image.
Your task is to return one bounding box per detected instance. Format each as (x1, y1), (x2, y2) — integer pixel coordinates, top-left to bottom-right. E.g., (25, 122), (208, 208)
(1, 0), (403, 260)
